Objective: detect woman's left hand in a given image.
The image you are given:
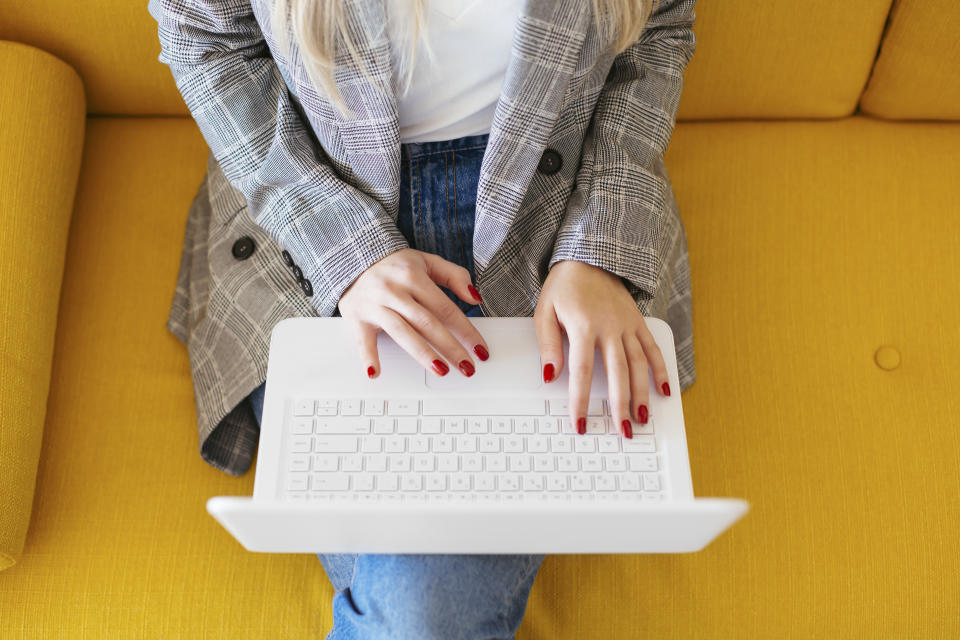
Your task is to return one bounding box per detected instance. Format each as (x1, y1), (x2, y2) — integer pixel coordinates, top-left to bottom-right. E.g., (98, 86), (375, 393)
(534, 259), (672, 439)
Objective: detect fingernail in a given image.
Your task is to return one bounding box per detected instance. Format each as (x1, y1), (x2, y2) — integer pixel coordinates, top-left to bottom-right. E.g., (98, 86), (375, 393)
(543, 363), (555, 383)
(474, 344), (489, 361)
(458, 360), (475, 377)
(366, 365), (376, 378)
(622, 419), (633, 439)
(638, 404), (648, 424)
(577, 417), (586, 435)
(431, 359), (449, 376)
(661, 382), (671, 396)
(467, 284), (483, 302)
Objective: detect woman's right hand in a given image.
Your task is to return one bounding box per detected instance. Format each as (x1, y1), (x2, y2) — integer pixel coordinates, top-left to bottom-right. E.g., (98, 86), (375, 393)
(337, 248), (490, 379)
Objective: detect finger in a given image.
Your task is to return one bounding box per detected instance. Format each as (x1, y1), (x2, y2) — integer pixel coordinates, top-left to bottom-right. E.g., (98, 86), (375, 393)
(636, 318), (672, 397)
(622, 332), (650, 429)
(387, 293), (476, 377)
(352, 320), (381, 379)
(601, 334), (632, 439)
(375, 307), (451, 376)
(420, 251), (483, 305)
(413, 281), (491, 363)
(565, 325), (595, 436)
(534, 302), (564, 383)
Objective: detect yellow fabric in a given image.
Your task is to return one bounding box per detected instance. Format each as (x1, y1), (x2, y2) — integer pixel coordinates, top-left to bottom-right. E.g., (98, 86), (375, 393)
(0, 42), (85, 572)
(676, 0), (892, 119)
(0, 0), (896, 120)
(1, 116), (958, 637)
(0, 0), (183, 116)
(860, 0), (960, 119)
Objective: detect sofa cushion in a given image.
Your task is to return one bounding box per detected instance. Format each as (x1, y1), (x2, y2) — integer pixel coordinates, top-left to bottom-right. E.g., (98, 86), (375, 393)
(0, 42), (85, 572)
(0, 116), (957, 637)
(1, 0), (894, 120)
(860, 0), (960, 119)
(678, 0), (892, 119)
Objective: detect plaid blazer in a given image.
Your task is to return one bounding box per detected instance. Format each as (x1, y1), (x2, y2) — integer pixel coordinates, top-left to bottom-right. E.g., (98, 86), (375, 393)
(149, 0), (698, 476)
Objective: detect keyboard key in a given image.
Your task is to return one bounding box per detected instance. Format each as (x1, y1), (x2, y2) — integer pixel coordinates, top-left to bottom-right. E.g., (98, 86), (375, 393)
(581, 454), (602, 472)
(289, 454), (310, 472)
(426, 474), (446, 491)
(485, 454), (507, 472)
(571, 473), (593, 491)
(538, 418), (560, 434)
(312, 454), (339, 472)
(438, 454), (459, 472)
(352, 473), (374, 491)
(384, 436), (405, 453)
(364, 455), (387, 472)
(475, 473), (497, 491)
(450, 475), (471, 491)
(400, 473), (423, 491)
(433, 435), (454, 453)
(547, 476), (568, 491)
(622, 435), (656, 453)
(377, 473), (399, 491)
(491, 417), (511, 434)
(409, 435), (430, 453)
(597, 436), (620, 453)
(389, 399), (419, 416)
(596, 475), (617, 491)
(462, 453), (483, 472)
(364, 399), (385, 416)
(372, 417), (394, 434)
(314, 436), (359, 453)
(533, 456), (555, 472)
(290, 436), (312, 453)
(628, 454), (658, 472)
(315, 418), (370, 435)
(291, 418), (314, 435)
(515, 418), (536, 434)
(550, 436), (573, 453)
(499, 473), (520, 491)
(620, 474), (641, 491)
(422, 398), (546, 416)
(522, 475), (545, 491)
(311, 475), (348, 491)
(468, 418), (488, 434)
(455, 436), (477, 453)
(340, 399), (362, 416)
(389, 454), (411, 472)
(293, 399), (315, 417)
(528, 436), (549, 453)
(341, 454), (363, 472)
(421, 417), (442, 434)
(509, 455), (531, 472)
(605, 456), (627, 472)
(573, 437), (596, 453)
(413, 454), (435, 472)
(557, 454), (578, 472)
(548, 399), (568, 416)
(503, 435), (524, 453)
(588, 398), (604, 416)
(444, 418), (466, 434)
(397, 417), (418, 434)
(479, 436), (500, 453)
(585, 418), (606, 434)
(286, 473), (309, 491)
(642, 473), (661, 492)
(360, 436), (382, 453)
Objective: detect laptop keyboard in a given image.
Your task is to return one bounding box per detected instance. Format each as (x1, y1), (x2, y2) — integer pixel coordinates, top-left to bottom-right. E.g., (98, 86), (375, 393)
(282, 397), (668, 504)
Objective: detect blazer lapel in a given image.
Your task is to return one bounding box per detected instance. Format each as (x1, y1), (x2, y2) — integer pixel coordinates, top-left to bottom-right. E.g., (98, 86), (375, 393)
(473, 0), (591, 271)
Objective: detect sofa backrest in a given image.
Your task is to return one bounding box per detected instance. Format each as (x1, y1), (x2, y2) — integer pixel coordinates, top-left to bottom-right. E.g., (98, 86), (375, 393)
(0, 0), (956, 120)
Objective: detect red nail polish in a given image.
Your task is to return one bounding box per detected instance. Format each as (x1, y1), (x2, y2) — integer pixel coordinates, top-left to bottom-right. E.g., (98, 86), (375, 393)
(543, 363), (555, 383)
(577, 417), (586, 435)
(622, 419), (633, 439)
(661, 382), (671, 396)
(458, 360), (475, 377)
(431, 359), (449, 376)
(474, 344), (489, 361)
(366, 365), (376, 378)
(467, 284), (483, 302)
(638, 404), (648, 424)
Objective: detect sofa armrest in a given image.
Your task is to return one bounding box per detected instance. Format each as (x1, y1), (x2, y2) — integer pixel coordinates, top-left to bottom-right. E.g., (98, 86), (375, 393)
(0, 41), (85, 571)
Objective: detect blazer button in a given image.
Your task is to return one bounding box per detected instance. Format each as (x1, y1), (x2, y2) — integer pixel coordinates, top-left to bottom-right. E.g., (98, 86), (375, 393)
(292, 265), (303, 281)
(300, 278), (313, 297)
(281, 250), (293, 266)
(538, 148), (563, 175)
(231, 236), (256, 260)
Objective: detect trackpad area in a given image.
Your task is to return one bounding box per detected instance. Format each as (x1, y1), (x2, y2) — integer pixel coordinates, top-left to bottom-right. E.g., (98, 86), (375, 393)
(424, 327), (544, 391)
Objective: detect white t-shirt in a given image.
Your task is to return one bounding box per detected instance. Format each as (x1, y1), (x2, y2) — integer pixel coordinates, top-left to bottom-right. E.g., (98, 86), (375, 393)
(386, 0), (525, 143)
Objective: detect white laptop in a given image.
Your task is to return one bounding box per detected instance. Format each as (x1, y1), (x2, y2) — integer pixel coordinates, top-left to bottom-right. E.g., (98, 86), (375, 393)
(207, 316), (748, 553)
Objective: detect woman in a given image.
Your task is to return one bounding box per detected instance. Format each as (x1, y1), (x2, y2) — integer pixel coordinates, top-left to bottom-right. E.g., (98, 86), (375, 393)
(150, 0), (696, 636)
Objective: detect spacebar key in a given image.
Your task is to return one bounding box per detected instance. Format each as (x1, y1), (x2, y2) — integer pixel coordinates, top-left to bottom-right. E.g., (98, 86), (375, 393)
(422, 398), (545, 416)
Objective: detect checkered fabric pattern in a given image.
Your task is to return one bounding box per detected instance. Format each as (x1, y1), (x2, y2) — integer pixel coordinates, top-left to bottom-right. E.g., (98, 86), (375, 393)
(148, 0), (697, 476)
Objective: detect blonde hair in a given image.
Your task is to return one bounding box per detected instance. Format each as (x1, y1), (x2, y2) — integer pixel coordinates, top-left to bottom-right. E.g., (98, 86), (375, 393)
(271, 0), (654, 118)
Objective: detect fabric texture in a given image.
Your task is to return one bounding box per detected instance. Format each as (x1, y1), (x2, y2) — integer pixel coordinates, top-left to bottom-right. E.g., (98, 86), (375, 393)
(859, 0), (960, 119)
(147, 0), (699, 476)
(0, 41), (85, 571)
(2, 116), (958, 639)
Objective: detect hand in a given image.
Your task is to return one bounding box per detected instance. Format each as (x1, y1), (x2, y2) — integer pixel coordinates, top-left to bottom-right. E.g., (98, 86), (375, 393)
(337, 248), (489, 378)
(534, 260), (672, 438)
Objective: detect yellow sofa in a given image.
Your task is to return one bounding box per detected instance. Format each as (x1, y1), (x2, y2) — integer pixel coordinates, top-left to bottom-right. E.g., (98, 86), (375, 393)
(1, 0), (958, 637)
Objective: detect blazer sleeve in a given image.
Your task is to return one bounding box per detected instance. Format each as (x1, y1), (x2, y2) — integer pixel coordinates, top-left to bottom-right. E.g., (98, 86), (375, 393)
(548, 0), (696, 301)
(147, 0), (409, 317)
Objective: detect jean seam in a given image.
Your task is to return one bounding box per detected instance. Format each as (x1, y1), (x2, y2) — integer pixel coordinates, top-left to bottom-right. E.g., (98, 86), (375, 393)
(495, 555), (541, 636)
(407, 143), (488, 160)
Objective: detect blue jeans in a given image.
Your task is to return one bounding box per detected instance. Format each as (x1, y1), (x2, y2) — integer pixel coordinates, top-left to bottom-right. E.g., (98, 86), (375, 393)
(247, 133), (545, 639)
